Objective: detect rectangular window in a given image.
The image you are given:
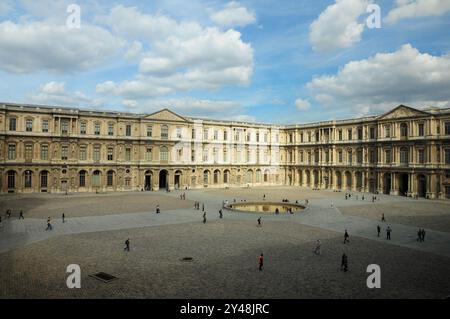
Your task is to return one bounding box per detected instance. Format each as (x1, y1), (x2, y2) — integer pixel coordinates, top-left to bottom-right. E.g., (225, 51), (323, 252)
(370, 127), (376, 139)
(126, 124), (131, 136)
(385, 150), (391, 164)
(108, 124), (114, 136)
(93, 146), (101, 162)
(338, 151), (342, 163)
(146, 148), (152, 161)
(79, 146), (86, 160)
(203, 129), (208, 140)
(418, 123), (424, 136)
(107, 147), (114, 161)
(94, 123), (101, 135)
(385, 125), (391, 138)
(214, 130), (218, 140)
(9, 118), (16, 131)
(203, 149), (208, 162)
(177, 128), (182, 139)
(264, 133), (268, 143)
(247, 133), (251, 142)
(41, 145), (48, 160)
(224, 130), (228, 141)
(161, 126), (169, 139)
(8, 144), (16, 160)
(125, 148), (131, 161)
(348, 129), (352, 140)
(61, 146), (68, 160)
(42, 120), (49, 133)
(26, 119), (33, 132)
(256, 132), (260, 142)
(358, 128), (363, 140)
(191, 128), (195, 139)
(223, 148), (228, 162)
(445, 122), (450, 135)
(445, 149), (450, 164)
(147, 126), (153, 137)
(338, 130), (342, 141)
(418, 149), (425, 164)
(80, 122), (86, 134)
(25, 144), (33, 160)
(61, 120), (69, 134)
(300, 133), (303, 143)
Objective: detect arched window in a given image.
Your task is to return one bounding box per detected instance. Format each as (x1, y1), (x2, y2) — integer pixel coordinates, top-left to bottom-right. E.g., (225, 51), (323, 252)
(7, 170), (16, 188)
(107, 170), (114, 187)
(264, 170), (269, 182)
(40, 171), (48, 188)
(256, 169), (261, 182)
(161, 125), (169, 139)
(246, 170), (253, 183)
(224, 170), (230, 183)
(160, 146), (168, 161)
(400, 123), (408, 137)
(213, 170), (220, 184)
(92, 170), (101, 187)
(79, 170), (86, 187)
(24, 170), (32, 188)
(203, 170), (210, 184)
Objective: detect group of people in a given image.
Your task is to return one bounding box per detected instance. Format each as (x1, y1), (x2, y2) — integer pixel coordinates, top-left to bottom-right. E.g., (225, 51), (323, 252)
(417, 228), (426, 242)
(179, 193), (186, 200)
(1, 209), (25, 225)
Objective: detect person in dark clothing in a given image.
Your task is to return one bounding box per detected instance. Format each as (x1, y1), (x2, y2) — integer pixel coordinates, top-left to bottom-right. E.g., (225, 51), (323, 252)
(203, 212), (206, 224)
(19, 210), (24, 219)
(257, 217), (261, 227)
(417, 229), (422, 242)
(219, 209), (223, 219)
(386, 226), (392, 240)
(62, 213), (65, 223)
(259, 254), (264, 271)
(381, 213), (386, 222)
(46, 217), (52, 231)
(377, 225), (381, 237)
(341, 253), (348, 272)
(202, 203), (205, 212)
(156, 205), (160, 214)
(124, 238), (130, 251)
(343, 230), (350, 244)
(6, 209), (11, 219)
(421, 229), (426, 242)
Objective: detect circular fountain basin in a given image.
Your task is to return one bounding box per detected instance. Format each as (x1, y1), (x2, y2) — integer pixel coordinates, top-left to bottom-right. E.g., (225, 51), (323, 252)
(225, 201), (305, 214)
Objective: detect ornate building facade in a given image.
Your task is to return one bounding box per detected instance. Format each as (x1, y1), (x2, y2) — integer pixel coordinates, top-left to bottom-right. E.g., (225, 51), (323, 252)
(1, 103), (450, 199)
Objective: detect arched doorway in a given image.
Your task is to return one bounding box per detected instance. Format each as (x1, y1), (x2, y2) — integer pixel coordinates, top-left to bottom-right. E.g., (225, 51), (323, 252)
(305, 170), (311, 187)
(336, 171), (342, 190)
(398, 173), (408, 196)
(417, 174), (426, 198)
(224, 170), (230, 184)
(144, 170), (152, 191)
(355, 171), (362, 191)
(313, 170), (319, 188)
(159, 170), (168, 190)
(384, 173), (391, 194)
(345, 171), (352, 190)
(175, 170), (182, 189)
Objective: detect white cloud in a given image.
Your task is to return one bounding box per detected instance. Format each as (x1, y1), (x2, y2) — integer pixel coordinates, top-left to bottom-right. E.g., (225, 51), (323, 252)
(0, 21), (123, 73)
(29, 81), (104, 108)
(124, 41), (143, 61)
(97, 6), (254, 99)
(307, 44), (450, 114)
(385, 0), (450, 24)
(310, 0), (370, 53)
(295, 98), (311, 111)
(120, 97), (252, 120)
(210, 1), (256, 28)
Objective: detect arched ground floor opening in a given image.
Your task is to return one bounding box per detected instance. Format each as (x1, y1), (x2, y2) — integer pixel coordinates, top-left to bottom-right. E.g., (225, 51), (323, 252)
(159, 170), (168, 190)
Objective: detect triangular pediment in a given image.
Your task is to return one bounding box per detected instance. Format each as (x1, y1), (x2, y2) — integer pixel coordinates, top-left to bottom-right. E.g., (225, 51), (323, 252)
(144, 109), (187, 122)
(378, 105), (430, 120)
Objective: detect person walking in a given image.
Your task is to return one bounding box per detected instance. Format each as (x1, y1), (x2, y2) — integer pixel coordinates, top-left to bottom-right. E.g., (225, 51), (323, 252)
(417, 229), (422, 242)
(381, 213), (386, 222)
(314, 240), (321, 255)
(219, 209), (223, 219)
(62, 213), (65, 223)
(6, 209), (11, 219)
(257, 217), (262, 227)
(202, 203), (205, 212)
(46, 217), (52, 231)
(156, 204), (160, 214)
(258, 253), (264, 271)
(341, 253), (348, 272)
(19, 210), (24, 220)
(203, 211), (206, 224)
(263, 194), (266, 201)
(343, 230), (350, 244)
(124, 238), (130, 252)
(377, 225), (381, 237)
(386, 226), (392, 240)
(421, 228), (426, 242)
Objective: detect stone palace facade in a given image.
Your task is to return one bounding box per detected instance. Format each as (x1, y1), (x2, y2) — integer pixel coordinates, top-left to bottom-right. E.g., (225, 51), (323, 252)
(1, 103), (450, 199)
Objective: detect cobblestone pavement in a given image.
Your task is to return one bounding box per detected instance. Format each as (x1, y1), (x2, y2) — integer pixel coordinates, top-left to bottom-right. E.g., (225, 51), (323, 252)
(1, 187), (450, 298)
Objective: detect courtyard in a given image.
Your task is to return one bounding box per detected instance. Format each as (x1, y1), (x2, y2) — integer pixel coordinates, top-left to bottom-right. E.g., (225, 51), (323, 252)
(1, 187), (450, 299)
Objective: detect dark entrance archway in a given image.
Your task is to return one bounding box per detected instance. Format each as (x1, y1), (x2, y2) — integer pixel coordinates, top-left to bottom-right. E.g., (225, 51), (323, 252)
(384, 173), (391, 195)
(417, 174), (426, 198)
(159, 170), (168, 190)
(398, 173), (408, 196)
(144, 171), (152, 191)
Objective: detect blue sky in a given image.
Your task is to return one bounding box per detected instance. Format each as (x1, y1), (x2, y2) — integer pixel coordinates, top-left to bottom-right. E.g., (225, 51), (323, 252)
(0, 0), (449, 124)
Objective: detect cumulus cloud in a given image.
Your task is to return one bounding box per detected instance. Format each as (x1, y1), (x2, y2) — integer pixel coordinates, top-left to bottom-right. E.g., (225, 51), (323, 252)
(96, 5), (254, 99)
(0, 21), (123, 73)
(310, 0), (370, 53)
(295, 98), (311, 111)
(307, 44), (450, 115)
(385, 0), (450, 24)
(29, 81), (104, 108)
(210, 1), (256, 28)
